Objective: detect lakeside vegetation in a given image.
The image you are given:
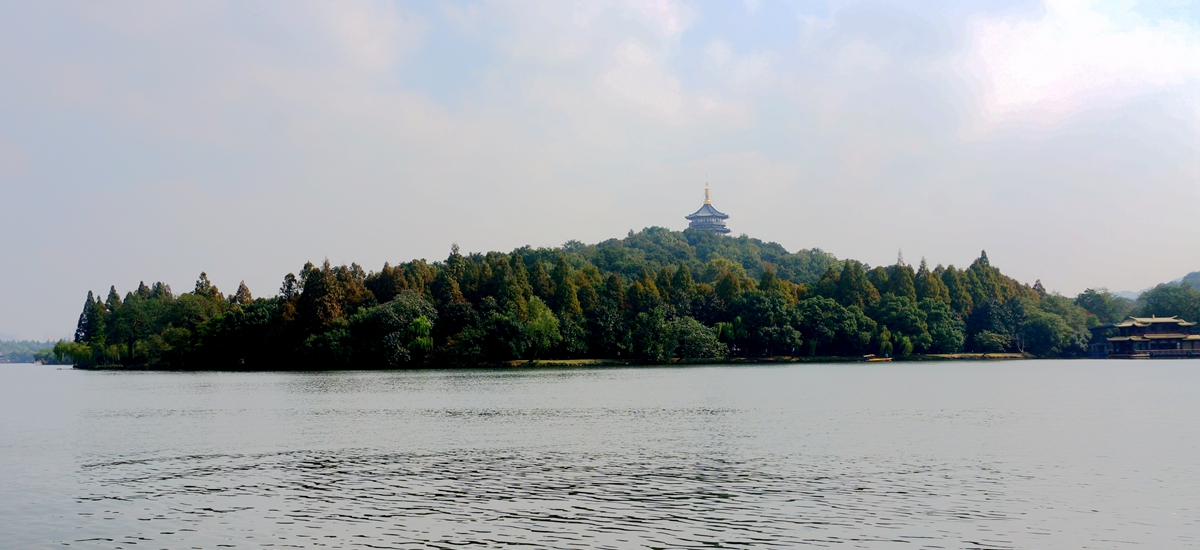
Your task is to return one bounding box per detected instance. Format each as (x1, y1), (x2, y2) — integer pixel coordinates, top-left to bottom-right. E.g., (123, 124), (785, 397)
(0, 340), (66, 364)
(50, 227), (1191, 369)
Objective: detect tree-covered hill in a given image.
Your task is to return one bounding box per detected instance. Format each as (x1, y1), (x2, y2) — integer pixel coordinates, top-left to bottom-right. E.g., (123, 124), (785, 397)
(52, 227), (1161, 369)
(1178, 271), (1200, 289)
(564, 227), (838, 284)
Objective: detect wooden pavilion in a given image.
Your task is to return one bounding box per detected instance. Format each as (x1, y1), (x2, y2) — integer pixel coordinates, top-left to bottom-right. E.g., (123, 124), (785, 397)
(1090, 315), (1200, 358)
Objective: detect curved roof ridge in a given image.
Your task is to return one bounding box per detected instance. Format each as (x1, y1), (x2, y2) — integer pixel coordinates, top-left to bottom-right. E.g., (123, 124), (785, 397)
(686, 203), (728, 219)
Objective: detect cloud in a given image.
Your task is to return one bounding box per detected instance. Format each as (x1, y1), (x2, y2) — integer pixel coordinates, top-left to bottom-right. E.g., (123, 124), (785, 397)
(324, 1), (428, 71)
(0, 137), (29, 179)
(618, 0), (693, 38)
(704, 39), (774, 92)
(959, 0), (1200, 126)
(602, 39), (684, 115)
(602, 39), (750, 124)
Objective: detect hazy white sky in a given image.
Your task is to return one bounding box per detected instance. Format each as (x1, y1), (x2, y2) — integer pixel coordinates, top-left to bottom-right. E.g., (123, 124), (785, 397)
(2, 0), (1199, 339)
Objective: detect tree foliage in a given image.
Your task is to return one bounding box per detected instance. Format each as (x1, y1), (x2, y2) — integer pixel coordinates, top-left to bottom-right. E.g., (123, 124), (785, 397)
(61, 228), (1097, 368)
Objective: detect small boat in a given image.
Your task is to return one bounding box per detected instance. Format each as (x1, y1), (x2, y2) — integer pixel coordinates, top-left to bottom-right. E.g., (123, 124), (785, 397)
(863, 354), (892, 362)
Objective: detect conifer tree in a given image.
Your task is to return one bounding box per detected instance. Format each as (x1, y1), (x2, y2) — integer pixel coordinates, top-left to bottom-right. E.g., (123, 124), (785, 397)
(149, 282), (173, 301)
(576, 279), (599, 313)
(602, 274), (625, 309)
(941, 266), (974, 314)
(231, 281), (253, 305)
(299, 260), (345, 329)
(759, 268), (782, 294)
(815, 264), (841, 298)
(528, 261), (554, 301)
(714, 271), (745, 303)
(279, 273), (301, 300)
(665, 266), (694, 313)
(835, 261), (879, 309)
(105, 286), (122, 314)
(914, 259), (951, 305)
(194, 272), (221, 301)
(671, 262), (695, 296)
(888, 262), (917, 302)
(655, 267), (674, 300)
(86, 294), (107, 346)
(430, 269), (465, 305)
(74, 291), (95, 343)
(555, 276), (583, 318)
(867, 266), (889, 295)
(495, 256), (531, 318)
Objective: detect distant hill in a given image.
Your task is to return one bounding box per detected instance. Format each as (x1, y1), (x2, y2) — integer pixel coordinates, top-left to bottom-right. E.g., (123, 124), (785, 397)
(0, 340), (57, 363)
(1114, 271), (1200, 300)
(1180, 271), (1200, 288)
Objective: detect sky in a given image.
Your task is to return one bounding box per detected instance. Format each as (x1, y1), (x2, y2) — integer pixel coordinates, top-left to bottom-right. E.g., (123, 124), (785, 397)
(2, 0), (1199, 340)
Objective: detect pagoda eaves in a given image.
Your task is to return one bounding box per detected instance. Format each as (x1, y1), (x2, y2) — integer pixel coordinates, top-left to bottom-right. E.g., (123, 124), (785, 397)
(685, 183), (730, 234)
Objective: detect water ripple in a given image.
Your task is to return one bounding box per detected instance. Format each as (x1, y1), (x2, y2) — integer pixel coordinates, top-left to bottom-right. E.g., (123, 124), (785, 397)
(67, 449), (1024, 549)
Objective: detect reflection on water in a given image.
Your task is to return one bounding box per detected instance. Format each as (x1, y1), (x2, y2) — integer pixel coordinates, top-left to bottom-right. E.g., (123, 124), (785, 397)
(2, 362), (1199, 548)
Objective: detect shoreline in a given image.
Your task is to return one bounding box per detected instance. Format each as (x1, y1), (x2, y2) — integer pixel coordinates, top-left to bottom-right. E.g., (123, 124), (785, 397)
(69, 353), (1033, 372)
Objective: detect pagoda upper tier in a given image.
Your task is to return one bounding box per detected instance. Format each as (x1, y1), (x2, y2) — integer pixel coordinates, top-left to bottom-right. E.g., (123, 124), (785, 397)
(685, 183), (730, 234)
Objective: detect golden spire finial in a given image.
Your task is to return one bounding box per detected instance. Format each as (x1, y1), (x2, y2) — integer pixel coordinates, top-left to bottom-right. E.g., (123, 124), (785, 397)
(704, 178), (711, 205)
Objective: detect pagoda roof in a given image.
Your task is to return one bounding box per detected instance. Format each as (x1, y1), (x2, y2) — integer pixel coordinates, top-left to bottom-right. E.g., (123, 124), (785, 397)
(1111, 315), (1197, 328)
(686, 203), (728, 220)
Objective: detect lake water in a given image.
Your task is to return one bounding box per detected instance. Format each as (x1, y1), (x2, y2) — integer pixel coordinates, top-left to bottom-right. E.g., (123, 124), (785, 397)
(1, 361), (1198, 549)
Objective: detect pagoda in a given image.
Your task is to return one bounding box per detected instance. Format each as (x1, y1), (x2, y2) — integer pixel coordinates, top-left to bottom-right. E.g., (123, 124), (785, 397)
(685, 182), (730, 234)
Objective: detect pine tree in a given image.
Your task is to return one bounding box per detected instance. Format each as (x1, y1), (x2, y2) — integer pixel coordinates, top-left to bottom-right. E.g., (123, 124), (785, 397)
(671, 263), (695, 296)
(602, 274), (626, 309)
(279, 273), (301, 300)
(655, 267), (674, 300)
(714, 271), (744, 303)
(86, 294), (107, 346)
(299, 260), (345, 329)
(835, 261), (879, 309)
(914, 259), (951, 305)
(888, 262), (917, 302)
(430, 269), (465, 306)
(555, 276), (583, 318)
(815, 264), (841, 298)
(105, 286), (122, 314)
(495, 256), (531, 318)
(194, 272), (221, 300)
(74, 291), (95, 343)
(627, 269), (664, 312)
(577, 279), (599, 313)
(528, 261), (554, 301)
(149, 282), (173, 301)
(759, 268), (782, 294)
(941, 265), (973, 314)
(548, 257), (573, 311)
(231, 281), (253, 305)
(509, 252), (532, 294)
(867, 266), (889, 295)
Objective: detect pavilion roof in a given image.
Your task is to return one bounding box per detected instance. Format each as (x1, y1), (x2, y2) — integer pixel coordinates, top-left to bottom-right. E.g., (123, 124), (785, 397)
(686, 203), (728, 220)
(1111, 315), (1197, 328)
(1108, 334), (1200, 342)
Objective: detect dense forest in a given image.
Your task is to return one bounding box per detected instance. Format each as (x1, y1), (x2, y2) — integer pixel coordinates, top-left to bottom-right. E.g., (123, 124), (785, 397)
(51, 227), (1186, 369)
